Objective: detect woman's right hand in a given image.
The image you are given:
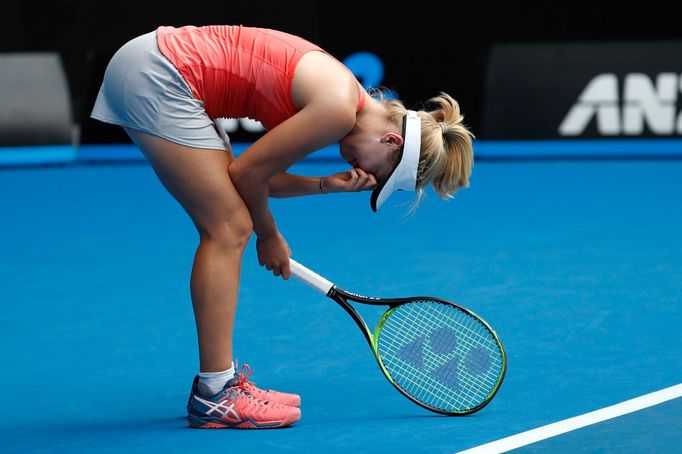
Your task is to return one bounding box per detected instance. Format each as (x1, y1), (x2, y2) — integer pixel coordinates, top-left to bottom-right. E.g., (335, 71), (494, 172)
(256, 231), (292, 279)
(322, 168), (377, 193)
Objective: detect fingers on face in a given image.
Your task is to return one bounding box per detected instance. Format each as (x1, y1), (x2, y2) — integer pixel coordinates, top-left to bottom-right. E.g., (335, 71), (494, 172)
(352, 168), (377, 191)
(349, 168), (364, 190)
(363, 174), (377, 190)
(367, 173), (377, 188)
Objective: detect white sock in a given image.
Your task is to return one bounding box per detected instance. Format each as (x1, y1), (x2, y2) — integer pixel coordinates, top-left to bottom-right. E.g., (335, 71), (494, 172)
(198, 362), (235, 396)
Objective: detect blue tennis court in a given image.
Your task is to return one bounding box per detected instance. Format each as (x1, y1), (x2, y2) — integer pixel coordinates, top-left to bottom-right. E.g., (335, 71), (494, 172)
(1, 147), (681, 452)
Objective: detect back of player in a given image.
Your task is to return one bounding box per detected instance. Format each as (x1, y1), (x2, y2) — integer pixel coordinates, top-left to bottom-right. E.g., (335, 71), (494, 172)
(156, 25), (364, 130)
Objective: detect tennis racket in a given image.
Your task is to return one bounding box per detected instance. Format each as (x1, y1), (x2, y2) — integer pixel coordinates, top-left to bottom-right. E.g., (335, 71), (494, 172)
(289, 258), (507, 415)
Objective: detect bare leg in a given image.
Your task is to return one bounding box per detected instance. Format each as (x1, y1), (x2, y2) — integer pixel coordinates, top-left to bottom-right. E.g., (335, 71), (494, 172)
(125, 128), (252, 372)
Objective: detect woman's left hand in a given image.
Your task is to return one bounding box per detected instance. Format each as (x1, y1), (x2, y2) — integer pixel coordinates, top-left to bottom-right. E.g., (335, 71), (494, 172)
(322, 168), (377, 193)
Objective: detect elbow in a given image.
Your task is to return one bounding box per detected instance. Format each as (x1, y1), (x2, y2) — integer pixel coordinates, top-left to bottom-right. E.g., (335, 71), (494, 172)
(228, 160), (241, 180)
(228, 161), (239, 187)
(228, 161), (249, 188)
(229, 161), (269, 192)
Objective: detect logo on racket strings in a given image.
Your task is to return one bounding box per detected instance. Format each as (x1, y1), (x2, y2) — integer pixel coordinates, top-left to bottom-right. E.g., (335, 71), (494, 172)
(393, 326), (493, 390)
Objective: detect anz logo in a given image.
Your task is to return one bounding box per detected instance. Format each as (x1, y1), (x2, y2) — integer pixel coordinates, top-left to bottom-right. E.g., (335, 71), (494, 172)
(559, 73), (682, 136)
(221, 51), (385, 134)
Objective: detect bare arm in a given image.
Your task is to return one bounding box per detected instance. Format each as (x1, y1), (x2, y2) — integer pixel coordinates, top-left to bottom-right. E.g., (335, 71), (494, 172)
(269, 170), (377, 198)
(229, 103), (355, 235)
(228, 101), (356, 278)
(268, 173), (323, 198)
(228, 50), (361, 278)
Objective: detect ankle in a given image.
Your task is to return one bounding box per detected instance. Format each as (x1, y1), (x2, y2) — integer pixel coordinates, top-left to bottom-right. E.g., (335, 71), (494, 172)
(198, 361), (235, 395)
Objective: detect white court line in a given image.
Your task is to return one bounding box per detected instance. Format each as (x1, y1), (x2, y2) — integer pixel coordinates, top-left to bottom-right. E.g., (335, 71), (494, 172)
(458, 383), (682, 454)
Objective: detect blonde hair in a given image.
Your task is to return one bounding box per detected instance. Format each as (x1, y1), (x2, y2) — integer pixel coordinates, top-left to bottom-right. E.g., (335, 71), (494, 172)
(376, 90), (474, 204)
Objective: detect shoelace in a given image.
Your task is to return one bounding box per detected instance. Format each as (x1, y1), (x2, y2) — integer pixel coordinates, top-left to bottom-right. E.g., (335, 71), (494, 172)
(235, 361), (270, 405)
(235, 361), (255, 390)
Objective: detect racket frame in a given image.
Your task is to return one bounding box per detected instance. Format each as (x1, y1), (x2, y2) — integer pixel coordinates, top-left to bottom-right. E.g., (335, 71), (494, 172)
(327, 286), (507, 416)
(288, 258), (507, 416)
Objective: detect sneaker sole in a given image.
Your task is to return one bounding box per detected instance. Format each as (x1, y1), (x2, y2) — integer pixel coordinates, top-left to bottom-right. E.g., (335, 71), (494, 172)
(188, 413), (301, 429)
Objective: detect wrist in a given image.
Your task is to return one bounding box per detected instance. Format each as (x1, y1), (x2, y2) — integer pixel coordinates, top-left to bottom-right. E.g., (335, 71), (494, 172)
(319, 176), (326, 194)
(256, 223), (278, 235)
(254, 217), (277, 239)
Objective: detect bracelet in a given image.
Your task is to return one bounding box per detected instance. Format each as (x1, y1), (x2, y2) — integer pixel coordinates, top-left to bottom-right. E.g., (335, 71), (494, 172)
(319, 176), (326, 194)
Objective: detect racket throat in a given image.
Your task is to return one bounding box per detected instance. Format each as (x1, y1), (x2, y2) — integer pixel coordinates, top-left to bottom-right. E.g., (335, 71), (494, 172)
(330, 290), (375, 348)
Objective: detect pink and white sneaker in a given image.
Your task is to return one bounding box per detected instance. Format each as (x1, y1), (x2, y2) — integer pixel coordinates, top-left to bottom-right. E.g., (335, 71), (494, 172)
(187, 371), (300, 429)
(234, 363), (301, 408)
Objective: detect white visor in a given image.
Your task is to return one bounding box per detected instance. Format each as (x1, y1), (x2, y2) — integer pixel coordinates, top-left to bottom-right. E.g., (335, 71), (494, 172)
(370, 110), (421, 212)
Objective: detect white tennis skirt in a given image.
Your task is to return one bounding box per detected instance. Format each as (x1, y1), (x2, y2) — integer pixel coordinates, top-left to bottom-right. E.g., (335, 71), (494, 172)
(90, 30), (226, 150)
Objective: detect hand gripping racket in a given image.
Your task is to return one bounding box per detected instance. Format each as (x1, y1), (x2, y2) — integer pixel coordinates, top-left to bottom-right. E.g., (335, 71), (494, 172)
(289, 259), (507, 415)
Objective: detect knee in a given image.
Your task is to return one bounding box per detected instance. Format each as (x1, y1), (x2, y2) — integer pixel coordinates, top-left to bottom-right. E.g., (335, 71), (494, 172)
(199, 210), (253, 251)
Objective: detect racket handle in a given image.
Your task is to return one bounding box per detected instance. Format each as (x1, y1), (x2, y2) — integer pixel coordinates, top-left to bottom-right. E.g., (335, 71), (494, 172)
(289, 259), (334, 295)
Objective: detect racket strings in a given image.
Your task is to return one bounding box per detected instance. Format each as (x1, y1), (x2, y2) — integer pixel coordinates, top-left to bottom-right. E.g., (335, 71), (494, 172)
(381, 313), (497, 408)
(377, 300), (504, 413)
(391, 312), (498, 389)
(380, 313), (499, 411)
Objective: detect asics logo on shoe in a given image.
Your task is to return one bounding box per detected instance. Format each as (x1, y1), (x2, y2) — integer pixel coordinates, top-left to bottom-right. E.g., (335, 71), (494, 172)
(192, 395), (240, 420)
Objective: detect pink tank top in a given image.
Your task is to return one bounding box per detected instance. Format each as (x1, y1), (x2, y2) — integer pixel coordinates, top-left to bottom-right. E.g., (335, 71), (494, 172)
(156, 25), (365, 130)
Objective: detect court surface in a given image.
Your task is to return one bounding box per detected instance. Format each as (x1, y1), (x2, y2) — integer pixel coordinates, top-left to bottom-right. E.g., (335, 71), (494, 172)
(1, 152), (681, 452)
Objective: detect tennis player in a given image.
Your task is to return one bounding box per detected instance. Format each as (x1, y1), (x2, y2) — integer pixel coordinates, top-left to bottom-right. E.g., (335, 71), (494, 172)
(91, 25), (474, 429)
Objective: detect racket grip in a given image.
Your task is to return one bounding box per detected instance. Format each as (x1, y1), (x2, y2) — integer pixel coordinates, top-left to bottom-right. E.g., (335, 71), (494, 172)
(289, 259), (334, 295)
